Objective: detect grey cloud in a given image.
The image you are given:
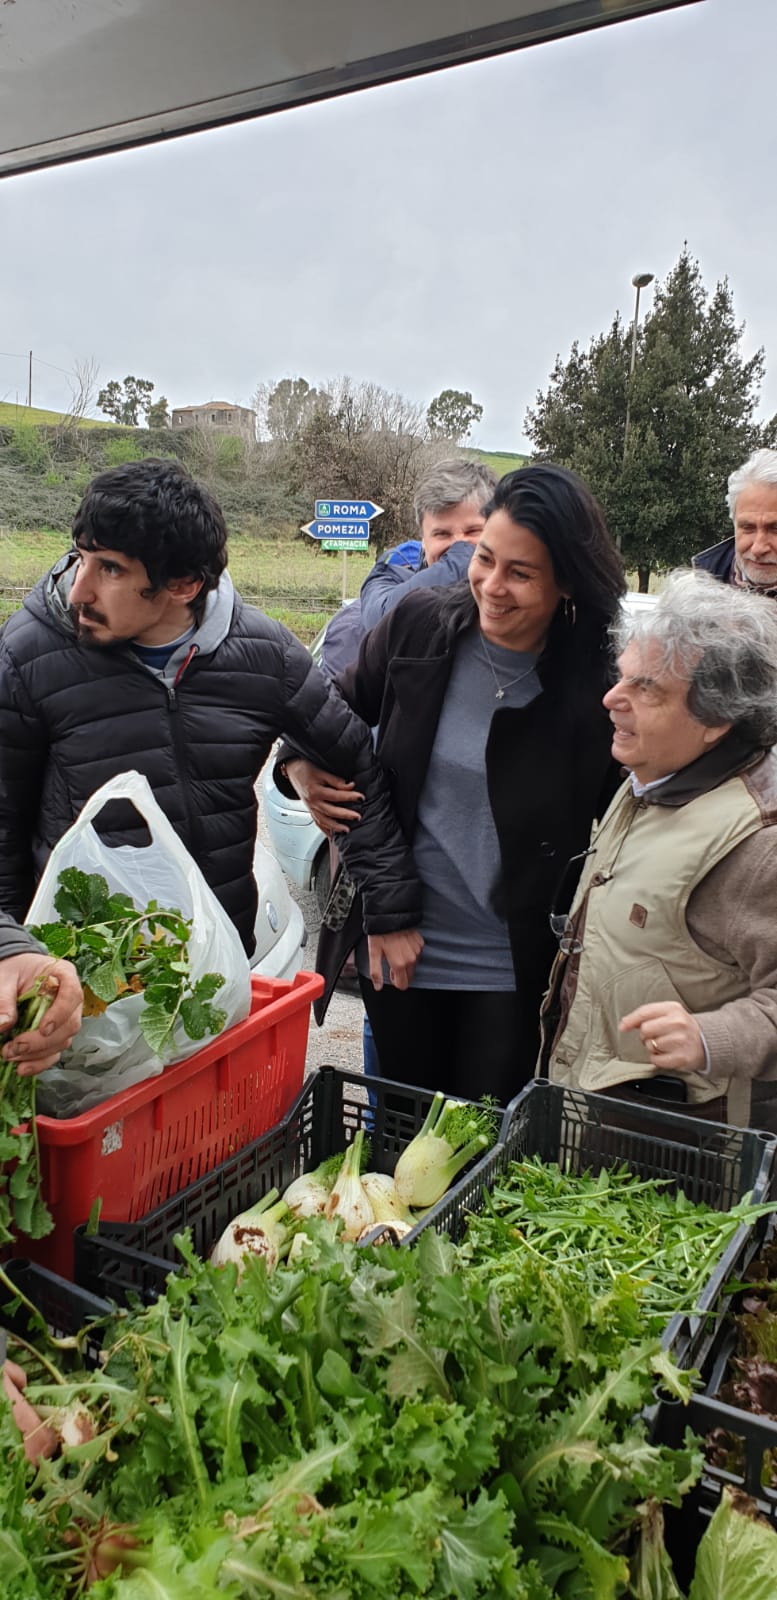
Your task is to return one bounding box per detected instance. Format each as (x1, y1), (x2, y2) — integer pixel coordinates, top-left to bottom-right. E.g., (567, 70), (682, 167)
(1, 0), (774, 450)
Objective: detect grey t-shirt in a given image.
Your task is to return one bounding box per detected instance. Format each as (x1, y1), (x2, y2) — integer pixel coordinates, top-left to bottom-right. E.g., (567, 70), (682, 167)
(409, 628), (540, 990)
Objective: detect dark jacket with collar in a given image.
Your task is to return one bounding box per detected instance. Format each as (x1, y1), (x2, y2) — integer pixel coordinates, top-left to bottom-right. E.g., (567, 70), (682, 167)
(0, 557), (421, 953)
(284, 581), (619, 1056)
(693, 536), (735, 581)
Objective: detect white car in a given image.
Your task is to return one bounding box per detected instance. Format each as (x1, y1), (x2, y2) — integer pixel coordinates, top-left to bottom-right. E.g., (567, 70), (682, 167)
(262, 753), (333, 914)
(262, 591), (658, 905)
(250, 832), (307, 978)
(261, 613), (339, 912)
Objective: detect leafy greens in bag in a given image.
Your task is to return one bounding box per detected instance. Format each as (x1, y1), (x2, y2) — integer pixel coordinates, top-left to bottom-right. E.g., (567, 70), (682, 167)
(28, 868), (226, 1059)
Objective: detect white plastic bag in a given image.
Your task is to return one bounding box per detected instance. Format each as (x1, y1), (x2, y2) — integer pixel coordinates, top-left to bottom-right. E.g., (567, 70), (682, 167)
(27, 771), (252, 1117)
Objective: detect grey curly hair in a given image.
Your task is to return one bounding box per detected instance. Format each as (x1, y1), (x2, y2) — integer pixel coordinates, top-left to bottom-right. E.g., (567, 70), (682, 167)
(612, 570), (777, 748)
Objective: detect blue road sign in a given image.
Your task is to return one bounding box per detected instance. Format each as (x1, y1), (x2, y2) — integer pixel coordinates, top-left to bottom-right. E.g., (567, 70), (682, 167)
(315, 499), (383, 521)
(302, 519), (372, 540)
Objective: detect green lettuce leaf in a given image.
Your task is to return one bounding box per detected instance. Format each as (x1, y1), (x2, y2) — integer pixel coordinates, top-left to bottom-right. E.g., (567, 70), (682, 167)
(689, 1488), (777, 1600)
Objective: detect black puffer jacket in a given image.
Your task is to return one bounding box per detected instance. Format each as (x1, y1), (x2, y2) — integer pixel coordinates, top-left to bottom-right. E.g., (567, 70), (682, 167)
(0, 562), (421, 950)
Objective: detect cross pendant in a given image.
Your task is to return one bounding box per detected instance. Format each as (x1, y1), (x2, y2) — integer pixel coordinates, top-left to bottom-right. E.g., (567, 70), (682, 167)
(495, 688), (505, 699)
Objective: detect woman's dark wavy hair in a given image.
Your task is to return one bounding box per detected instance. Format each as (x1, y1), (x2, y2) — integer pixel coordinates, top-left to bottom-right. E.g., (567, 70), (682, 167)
(484, 464), (625, 643)
(72, 458), (228, 619)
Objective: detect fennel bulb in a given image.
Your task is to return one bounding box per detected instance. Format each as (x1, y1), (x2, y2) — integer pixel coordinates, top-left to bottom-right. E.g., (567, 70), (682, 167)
(210, 1188), (290, 1275)
(393, 1093), (497, 1208)
(361, 1171), (414, 1225)
(325, 1130), (373, 1241)
(283, 1170), (332, 1219)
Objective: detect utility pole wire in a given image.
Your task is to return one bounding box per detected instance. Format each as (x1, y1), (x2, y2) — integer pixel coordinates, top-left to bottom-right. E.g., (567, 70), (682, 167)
(0, 350), (77, 379)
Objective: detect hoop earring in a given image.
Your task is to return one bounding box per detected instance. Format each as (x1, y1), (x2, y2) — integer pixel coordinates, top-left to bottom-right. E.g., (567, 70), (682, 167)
(563, 596), (577, 627)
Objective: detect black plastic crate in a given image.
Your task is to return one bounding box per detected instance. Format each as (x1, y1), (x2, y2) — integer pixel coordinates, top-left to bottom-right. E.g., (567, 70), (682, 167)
(656, 1222), (777, 1541)
(406, 1080), (777, 1367)
(75, 1066), (500, 1305)
(1, 1258), (112, 1370)
(657, 1387), (777, 1540)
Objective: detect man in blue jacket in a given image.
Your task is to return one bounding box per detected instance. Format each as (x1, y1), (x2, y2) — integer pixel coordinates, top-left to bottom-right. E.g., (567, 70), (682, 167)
(318, 541), (421, 678)
(359, 458), (497, 630)
(317, 459), (497, 675)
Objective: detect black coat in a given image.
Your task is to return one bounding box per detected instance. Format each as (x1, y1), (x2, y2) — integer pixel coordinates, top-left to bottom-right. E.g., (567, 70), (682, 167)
(0, 564), (421, 951)
(304, 582), (619, 1059)
(693, 537), (735, 580)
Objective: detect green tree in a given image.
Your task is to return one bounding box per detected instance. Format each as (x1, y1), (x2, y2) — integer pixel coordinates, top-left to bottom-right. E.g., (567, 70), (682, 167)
(264, 377), (321, 442)
(525, 249), (766, 588)
(147, 395), (170, 428)
(97, 376), (156, 426)
(426, 387), (483, 442)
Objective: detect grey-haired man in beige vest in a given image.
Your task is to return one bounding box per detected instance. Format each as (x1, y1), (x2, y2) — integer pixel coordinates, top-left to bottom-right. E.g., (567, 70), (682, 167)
(540, 570), (777, 1132)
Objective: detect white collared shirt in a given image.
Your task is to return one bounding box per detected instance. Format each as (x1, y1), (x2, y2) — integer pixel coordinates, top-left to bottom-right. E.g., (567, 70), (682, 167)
(629, 770), (677, 798)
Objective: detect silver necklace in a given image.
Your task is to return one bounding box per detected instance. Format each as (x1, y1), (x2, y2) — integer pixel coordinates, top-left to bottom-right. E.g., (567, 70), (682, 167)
(480, 637), (536, 700)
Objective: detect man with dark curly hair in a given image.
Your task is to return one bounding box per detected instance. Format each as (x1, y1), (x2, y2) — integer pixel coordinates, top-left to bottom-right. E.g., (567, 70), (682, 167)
(0, 458), (421, 996)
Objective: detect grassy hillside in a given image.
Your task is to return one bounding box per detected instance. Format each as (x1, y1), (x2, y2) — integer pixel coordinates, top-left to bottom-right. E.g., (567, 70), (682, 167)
(472, 449), (529, 476)
(0, 421), (308, 540)
(0, 421), (527, 539)
(0, 402), (110, 428)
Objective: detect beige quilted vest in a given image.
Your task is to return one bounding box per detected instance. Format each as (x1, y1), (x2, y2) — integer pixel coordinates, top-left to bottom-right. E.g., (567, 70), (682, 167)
(547, 771), (768, 1118)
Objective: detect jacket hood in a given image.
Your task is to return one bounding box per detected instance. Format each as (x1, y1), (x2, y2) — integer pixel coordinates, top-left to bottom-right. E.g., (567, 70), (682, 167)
(32, 552), (235, 682)
(385, 539), (422, 569)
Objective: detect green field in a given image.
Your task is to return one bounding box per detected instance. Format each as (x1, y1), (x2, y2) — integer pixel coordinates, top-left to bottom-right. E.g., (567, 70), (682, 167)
(472, 449), (529, 476)
(0, 530), (374, 643)
(0, 402), (111, 428)
(0, 524), (656, 639)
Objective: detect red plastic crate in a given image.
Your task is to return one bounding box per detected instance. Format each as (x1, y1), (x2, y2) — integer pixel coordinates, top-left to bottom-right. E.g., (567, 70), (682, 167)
(14, 970), (323, 1278)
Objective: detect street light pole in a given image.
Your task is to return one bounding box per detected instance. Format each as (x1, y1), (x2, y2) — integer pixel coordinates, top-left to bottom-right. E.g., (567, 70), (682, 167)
(622, 271), (654, 464)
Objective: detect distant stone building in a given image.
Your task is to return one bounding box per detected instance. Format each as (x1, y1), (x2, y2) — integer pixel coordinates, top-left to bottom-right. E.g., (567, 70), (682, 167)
(171, 401), (256, 439)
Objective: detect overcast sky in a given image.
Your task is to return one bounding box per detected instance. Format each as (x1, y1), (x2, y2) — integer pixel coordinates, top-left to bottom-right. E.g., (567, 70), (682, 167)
(1, 0), (775, 453)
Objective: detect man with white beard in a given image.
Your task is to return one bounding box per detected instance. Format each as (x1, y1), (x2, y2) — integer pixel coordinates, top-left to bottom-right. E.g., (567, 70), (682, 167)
(694, 449), (777, 593)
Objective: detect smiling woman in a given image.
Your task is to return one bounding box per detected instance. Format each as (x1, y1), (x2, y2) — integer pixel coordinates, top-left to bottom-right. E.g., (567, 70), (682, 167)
(468, 509), (565, 656)
(281, 463), (627, 1105)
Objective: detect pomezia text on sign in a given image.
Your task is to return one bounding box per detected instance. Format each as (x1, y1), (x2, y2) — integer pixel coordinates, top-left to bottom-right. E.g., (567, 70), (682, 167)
(302, 520), (372, 540)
